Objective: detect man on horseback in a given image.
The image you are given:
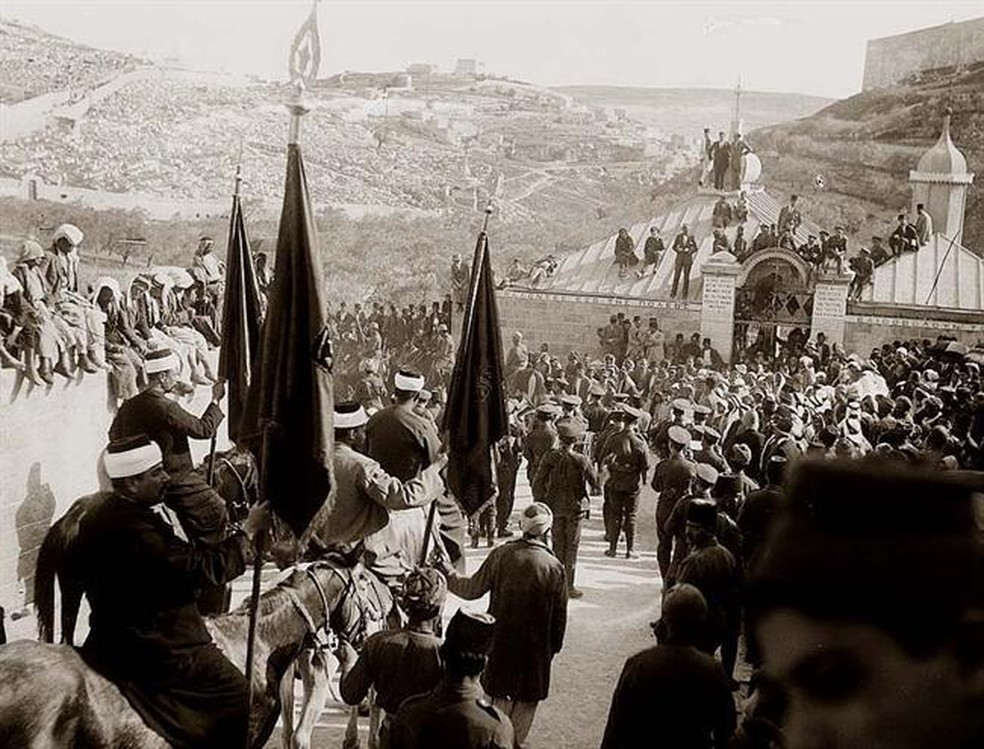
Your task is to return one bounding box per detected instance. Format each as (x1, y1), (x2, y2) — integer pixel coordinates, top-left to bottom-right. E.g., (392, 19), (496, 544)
(109, 347), (232, 612)
(75, 435), (271, 749)
(307, 401), (448, 579)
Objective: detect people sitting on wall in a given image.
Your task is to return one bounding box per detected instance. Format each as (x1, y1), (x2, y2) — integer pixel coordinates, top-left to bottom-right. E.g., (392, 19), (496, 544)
(888, 213), (919, 257)
(733, 192), (749, 225)
(869, 235), (890, 266)
(637, 226), (664, 278)
(732, 226), (748, 261)
(848, 247), (875, 301)
(711, 229), (731, 255)
(777, 194), (802, 237)
(821, 226), (848, 274)
(614, 228), (639, 278)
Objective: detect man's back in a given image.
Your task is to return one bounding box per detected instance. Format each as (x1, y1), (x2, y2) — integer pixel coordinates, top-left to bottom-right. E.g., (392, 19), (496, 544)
(366, 404), (439, 481)
(601, 644), (736, 749)
(388, 680), (513, 749)
(340, 629), (442, 716)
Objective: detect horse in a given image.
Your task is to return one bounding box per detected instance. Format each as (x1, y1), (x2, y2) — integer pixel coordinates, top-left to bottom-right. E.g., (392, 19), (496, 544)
(279, 505), (441, 749)
(0, 560), (361, 749)
(33, 445), (258, 644)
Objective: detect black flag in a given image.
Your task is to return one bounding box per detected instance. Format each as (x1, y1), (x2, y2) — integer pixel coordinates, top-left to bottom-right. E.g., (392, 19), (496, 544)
(442, 230), (508, 516)
(238, 143), (334, 537)
(218, 187), (263, 443)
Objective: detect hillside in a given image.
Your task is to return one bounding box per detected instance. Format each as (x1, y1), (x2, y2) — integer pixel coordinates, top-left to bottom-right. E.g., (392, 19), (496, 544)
(746, 63), (984, 252)
(555, 85), (832, 138)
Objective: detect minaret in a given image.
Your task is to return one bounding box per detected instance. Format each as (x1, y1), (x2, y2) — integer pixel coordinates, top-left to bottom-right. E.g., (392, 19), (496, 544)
(909, 107), (974, 244)
(729, 77), (743, 139)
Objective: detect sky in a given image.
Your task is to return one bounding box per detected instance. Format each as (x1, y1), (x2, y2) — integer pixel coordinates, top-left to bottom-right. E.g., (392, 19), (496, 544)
(4, 0), (982, 98)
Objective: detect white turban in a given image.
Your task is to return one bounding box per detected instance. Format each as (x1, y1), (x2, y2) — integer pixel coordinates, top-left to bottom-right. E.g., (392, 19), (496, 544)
(520, 502), (553, 537)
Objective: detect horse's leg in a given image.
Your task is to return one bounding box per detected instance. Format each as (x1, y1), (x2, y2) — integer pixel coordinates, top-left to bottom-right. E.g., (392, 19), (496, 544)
(343, 705), (361, 749)
(278, 663), (296, 749)
(367, 687), (381, 749)
(295, 649), (332, 749)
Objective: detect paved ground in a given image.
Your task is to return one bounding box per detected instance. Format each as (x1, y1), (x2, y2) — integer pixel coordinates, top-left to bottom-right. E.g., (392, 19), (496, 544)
(256, 475), (672, 749)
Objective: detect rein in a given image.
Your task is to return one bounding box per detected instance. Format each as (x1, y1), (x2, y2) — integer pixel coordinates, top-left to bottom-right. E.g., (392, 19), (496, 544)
(282, 561), (361, 651)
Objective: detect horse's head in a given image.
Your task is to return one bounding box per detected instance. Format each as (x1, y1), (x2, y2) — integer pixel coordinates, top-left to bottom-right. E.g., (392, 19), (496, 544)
(205, 446), (259, 522)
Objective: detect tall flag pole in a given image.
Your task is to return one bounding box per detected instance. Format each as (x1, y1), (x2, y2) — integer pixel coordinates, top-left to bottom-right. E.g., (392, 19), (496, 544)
(441, 205), (508, 520)
(210, 163), (262, 481)
(237, 2), (333, 741)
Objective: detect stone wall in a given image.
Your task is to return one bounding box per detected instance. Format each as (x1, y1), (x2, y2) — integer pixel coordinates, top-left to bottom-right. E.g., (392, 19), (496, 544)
(498, 289), (702, 357)
(862, 18), (984, 91)
(844, 303), (984, 352)
(0, 364), (226, 637)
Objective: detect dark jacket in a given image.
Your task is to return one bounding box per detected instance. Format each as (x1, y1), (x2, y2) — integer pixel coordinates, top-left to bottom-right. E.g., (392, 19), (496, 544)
(533, 448), (598, 515)
(340, 628), (442, 715)
(600, 431), (651, 493)
(388, 679), (514, 749)
(601, 644), (736, 749)
(447, 538), (567, 701)
(652, 453), (697, 527)
(77, 493), (249, 749)
(366, 404), (441, 481)
(110, 389), (223, 475)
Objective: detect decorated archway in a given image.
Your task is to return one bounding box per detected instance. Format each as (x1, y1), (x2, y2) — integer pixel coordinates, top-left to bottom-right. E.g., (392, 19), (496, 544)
(733, 248), (814, 362)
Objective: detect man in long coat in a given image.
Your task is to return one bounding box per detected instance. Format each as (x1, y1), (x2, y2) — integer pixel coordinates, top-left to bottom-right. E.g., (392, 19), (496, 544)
(442, 502), (568, 748)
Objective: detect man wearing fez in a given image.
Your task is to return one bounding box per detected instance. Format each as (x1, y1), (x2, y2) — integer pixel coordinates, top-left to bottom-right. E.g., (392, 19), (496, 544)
(440, 503), (568, 748)
(387, 609), (514, 749)
(668, 499), (743, 686)
(601, 584), (736, 749)
(109, 347), (230, 616)
(76, 436), (271, 749)
(749, 459), (984, 749)
(340, 567), (447, 744)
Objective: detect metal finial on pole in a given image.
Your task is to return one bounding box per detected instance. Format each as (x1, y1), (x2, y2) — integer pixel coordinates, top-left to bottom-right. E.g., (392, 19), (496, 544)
(481, 203), (493, 233)
(286, 83), (311, 146)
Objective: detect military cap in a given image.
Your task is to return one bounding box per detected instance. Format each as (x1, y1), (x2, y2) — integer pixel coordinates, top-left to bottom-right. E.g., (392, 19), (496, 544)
(557, 420), (586, 440)
(619, 405), (642, 423)
(671, 398), (690, 412)
(690, 424), (705, 438)
(416, 389), (432, 403)
(686, 499), (718, 529)
(695, 463), (719, 486)
(613, 392), (631, 403)
(588, 383), (606, 397)
(668, 425), (691, 446)
(443, 609), (496, 658)
(692, 404), (712, 418)
(701, 426), (721, 443)
(535, 403), (562, 418)
(560, 394), (582, 407)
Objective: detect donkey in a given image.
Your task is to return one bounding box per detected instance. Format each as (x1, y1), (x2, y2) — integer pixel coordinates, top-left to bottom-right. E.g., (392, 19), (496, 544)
(0, 561), (360, 749)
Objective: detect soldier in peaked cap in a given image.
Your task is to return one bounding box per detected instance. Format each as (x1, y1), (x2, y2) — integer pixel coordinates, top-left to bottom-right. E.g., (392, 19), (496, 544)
(650, 397), (691, 460)
(652, 425), (697, 579)
(76, 436), (271, 749)
(533, 419), (599, 597)
(339, 567), (447, 742)
(524, 403), (560, 488)
(694, 425), (729, 474)
(749, 459), (984, 749)
(598, 405), (650, 559)
(388, 609), (514, 749)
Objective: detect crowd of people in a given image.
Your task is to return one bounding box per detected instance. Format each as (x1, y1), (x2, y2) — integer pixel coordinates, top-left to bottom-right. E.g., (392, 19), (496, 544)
(0, 225), (253, 401)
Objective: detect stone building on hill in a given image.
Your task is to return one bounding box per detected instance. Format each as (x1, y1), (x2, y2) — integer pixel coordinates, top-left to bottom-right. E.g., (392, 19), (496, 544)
(862, 17), (984, 91)
(498, 111), (981, 362)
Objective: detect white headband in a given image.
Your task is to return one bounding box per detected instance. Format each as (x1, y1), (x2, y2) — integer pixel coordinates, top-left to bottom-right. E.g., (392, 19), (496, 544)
(394, 371), (425, 391)
(335, 405), (369, 429)
(145, 352), (180, 374)
(104, 443), (162, 479)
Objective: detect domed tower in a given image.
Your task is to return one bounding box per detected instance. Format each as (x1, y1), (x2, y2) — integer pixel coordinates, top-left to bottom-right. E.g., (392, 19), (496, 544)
(908, 108), (975, 245)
